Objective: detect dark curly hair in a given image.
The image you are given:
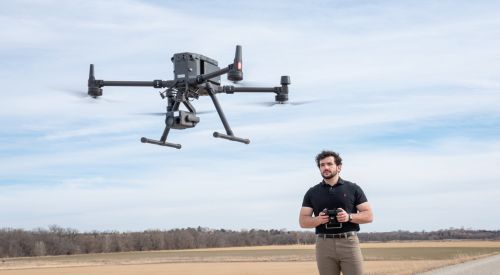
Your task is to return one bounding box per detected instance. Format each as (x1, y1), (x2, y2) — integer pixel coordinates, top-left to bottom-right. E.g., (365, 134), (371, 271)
(315, 150), (342, 167)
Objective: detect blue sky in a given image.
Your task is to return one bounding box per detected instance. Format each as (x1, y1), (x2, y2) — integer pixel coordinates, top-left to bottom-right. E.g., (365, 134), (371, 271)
(1, 0), (499, 233)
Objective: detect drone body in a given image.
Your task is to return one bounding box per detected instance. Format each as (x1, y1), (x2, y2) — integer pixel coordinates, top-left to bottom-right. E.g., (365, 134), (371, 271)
(87, 45), (290, 149)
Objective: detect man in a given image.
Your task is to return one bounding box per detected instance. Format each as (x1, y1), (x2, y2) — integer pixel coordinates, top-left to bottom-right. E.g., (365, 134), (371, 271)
(300, 150), (373, 275)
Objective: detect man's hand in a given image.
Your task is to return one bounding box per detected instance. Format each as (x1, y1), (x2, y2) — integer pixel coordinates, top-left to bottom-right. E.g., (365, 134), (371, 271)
(336, 208), (350, 223)
(317, 211), (330, 226)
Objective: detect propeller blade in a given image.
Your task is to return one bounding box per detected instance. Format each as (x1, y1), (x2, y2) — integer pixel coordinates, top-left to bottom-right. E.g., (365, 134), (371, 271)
(288, 100), (317, 106)
(54, 88), (119, 103)
(138, 110), (215, 116)
(140, 112), (166, 116)
(57, 89), (89, 98)
(252, 99), (317, 107)
(224, 80), (270, 87)
(195, 110), (215, 115)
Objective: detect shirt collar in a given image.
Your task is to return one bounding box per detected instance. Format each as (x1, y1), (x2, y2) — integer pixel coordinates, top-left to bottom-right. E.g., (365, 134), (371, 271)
(321, 177), (344, 187)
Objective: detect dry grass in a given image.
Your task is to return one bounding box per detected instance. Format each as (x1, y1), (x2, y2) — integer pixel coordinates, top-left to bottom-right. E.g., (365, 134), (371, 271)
(361, 240), (500, 248)
(0, 241), (498, 275)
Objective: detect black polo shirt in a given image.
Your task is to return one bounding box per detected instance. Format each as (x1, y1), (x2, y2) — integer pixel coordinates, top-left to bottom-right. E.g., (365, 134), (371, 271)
(302, 178), (368, 234)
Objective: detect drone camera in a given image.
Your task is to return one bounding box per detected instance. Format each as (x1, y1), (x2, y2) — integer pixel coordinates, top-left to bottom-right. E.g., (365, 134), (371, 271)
(171, 111), (200, 129)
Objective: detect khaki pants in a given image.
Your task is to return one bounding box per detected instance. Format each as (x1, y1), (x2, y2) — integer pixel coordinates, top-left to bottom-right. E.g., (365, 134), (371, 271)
(315, 235), (364, 275)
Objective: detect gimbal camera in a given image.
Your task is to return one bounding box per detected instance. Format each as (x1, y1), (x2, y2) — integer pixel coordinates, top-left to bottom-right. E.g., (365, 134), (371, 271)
(87, 45), (290, 149)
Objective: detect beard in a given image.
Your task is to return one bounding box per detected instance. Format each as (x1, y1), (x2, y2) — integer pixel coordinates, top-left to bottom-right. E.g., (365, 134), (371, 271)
(322, 170), (337, 180)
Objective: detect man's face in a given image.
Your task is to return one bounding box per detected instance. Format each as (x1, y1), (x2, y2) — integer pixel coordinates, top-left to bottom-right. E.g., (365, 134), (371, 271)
(319, 156), (341, 180)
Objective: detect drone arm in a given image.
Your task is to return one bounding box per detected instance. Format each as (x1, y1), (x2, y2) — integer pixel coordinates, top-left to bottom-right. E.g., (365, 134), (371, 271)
(194, 66), (230, 84)
(219, 86), (279, 93)
(89, 79), (175, 97)
(217, 75), (290, 103)
(88, 64), (176, 97)
(193, 45), (243, 84)
(97, 80), (175, 88)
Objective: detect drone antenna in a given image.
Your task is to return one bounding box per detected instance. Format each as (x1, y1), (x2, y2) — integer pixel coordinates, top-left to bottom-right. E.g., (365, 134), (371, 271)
(89, 64), (94, 81)
(228, 45), (243, 82)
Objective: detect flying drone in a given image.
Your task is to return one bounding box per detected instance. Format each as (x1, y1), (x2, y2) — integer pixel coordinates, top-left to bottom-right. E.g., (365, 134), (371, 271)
(87, 45), (290, 149)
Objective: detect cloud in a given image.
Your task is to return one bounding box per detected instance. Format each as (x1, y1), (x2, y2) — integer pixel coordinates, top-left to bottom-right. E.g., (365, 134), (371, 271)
(1, 0), (500, 232)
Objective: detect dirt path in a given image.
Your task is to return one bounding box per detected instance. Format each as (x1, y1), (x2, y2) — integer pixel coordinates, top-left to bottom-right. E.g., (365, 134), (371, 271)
(0, 262), (318, 275)
(0, 242), (497, 274)
(419, 253), (500, 275)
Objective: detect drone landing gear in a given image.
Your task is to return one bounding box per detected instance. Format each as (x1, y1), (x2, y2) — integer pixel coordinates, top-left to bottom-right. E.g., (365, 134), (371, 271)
(140, 137), (182, 149)
(207, 84), (250, 145)
(141, 126), (182, 149)
(213, 132), (249, 144)
(140, 101), (183, 149)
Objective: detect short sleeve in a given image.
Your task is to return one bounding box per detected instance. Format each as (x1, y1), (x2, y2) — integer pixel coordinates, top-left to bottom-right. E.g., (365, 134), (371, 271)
(354, 185), (368, 206)
(302, 189), (313, 208)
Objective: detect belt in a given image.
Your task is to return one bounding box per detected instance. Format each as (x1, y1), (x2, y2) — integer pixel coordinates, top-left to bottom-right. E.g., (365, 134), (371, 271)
(317, 232), (356, 239)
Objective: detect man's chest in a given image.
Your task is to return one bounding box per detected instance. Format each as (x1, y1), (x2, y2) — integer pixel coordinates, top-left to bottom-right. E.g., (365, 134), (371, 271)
(311, 187), (356, 209)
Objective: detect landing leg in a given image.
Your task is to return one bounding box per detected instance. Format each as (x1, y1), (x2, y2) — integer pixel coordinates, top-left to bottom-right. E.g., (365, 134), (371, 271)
(140, 99), (182, 149)
(206, 84), (250, 144)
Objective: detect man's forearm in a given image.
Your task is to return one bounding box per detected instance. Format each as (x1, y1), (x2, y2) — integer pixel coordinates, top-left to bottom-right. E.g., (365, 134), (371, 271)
(351, 210), (373, 224)
(300, 216), (320, 228)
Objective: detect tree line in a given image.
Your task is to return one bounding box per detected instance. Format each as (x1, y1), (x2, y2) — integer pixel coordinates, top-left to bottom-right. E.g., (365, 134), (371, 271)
(0, 226), (315, 258)
(358, 228), (500, 242)
(1, 226), (498, 258)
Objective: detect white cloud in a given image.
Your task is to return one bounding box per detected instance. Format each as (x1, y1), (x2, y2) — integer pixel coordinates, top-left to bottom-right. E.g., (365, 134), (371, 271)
(1, 0), (500, 232)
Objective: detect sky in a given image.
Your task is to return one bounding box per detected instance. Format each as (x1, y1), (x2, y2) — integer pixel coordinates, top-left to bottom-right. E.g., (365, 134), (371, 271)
(1, 0), (499, 233)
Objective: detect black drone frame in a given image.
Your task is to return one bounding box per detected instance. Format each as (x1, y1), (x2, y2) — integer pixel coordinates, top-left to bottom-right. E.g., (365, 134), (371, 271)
(88, 45), (290, 149)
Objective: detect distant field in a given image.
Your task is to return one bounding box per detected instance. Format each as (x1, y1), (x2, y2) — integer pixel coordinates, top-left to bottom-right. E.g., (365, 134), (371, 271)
(0, 241), (498, 275)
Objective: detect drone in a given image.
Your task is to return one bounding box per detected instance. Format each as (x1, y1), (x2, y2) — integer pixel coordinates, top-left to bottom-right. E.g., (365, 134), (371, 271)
(87, 45), (290, 149)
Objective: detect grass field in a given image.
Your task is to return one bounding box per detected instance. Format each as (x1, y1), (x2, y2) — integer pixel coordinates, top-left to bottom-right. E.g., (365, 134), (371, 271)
(0, 241), (498, 274)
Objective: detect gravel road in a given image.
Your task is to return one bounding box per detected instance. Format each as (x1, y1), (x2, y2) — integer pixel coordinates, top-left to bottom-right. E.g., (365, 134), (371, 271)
(419, 254), (500, 275)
